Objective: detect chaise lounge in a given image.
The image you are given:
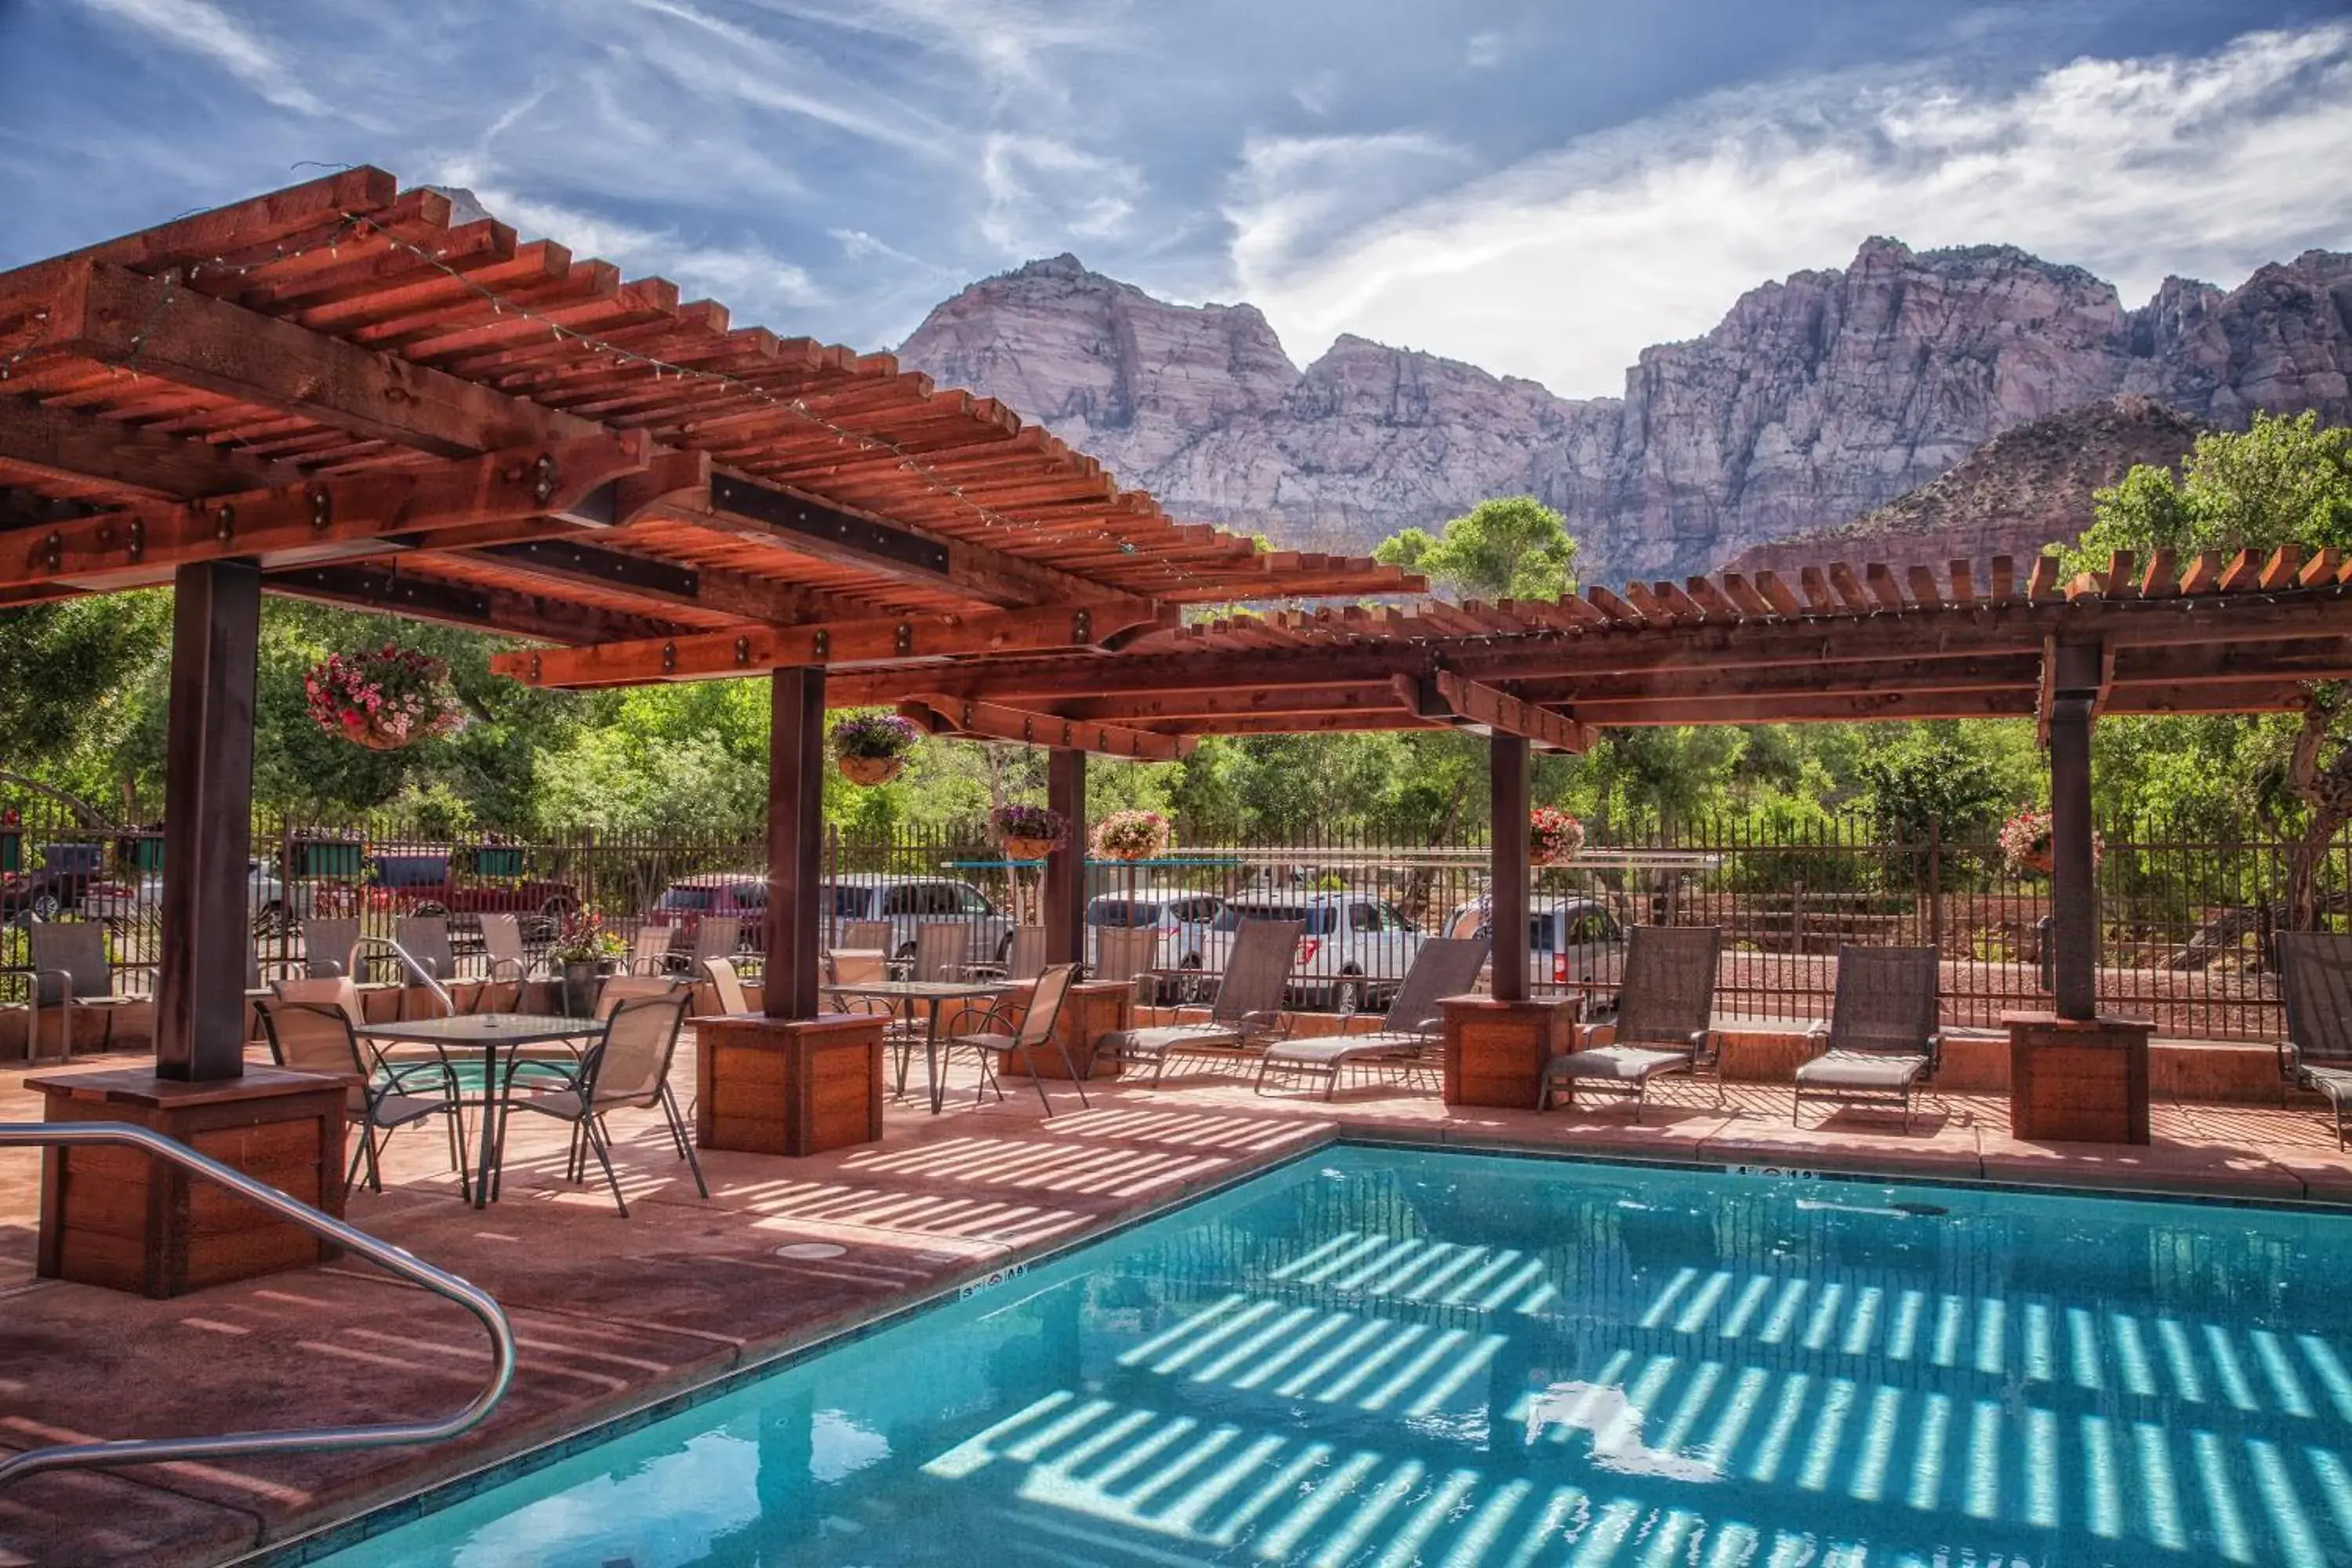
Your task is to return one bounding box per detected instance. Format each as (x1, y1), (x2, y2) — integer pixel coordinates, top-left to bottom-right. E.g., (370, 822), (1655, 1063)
(1792, 945), (1944, 1131)
(1540, 924), (1722, 1120)
(1254, 935), (1490, 1099)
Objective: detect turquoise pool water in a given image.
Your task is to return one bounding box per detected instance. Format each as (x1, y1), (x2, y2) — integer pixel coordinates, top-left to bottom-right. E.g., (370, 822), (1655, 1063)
(313, 1148), (2352, 1566)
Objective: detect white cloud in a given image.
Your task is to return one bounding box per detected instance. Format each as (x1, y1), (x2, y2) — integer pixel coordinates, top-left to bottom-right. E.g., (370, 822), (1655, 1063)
(74, 0), (327, 115)
(1227, 21), (2352, 396)
(978, 133), (1141, 253)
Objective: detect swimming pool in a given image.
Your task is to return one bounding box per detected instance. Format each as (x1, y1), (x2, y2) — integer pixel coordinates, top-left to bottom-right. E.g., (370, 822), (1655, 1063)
(306, 1145), (2352, 1566)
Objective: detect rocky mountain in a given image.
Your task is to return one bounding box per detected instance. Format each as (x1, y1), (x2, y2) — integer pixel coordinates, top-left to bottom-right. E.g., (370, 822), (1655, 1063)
(898, 243), (2352, 583)
(1722, 396), (2208, 579)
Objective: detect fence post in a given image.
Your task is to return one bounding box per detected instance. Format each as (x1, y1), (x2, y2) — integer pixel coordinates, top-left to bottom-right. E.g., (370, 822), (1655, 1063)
(1927, 815), (1944, 954)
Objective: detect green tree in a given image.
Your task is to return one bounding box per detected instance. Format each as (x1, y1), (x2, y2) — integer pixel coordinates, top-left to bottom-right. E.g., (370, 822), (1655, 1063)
(1374, 495), (1577, 601)
(2060, 412), (2352, 927)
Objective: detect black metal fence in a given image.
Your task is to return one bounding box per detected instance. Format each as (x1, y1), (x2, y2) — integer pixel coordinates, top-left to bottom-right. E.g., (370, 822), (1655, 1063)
(1, 792), (2341, 1040)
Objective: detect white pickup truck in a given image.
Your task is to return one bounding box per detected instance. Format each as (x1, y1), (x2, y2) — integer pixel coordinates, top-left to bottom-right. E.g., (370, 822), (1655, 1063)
(1187, 891), (1427, 1013)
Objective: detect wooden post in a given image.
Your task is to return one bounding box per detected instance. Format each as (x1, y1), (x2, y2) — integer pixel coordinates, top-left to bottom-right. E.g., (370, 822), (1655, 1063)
(1490, 733), (1530, 1004)
(1045, 748), (1086, 967)
(765, 666), (826, 1020)
(154, 561), (261, 1082)
(2049, 642), (2103, 1022)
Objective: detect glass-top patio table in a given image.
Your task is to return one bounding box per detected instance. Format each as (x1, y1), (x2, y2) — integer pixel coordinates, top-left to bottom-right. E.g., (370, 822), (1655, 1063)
(823, 980), (1018, 1114)
(356, 1013), (601, 1209)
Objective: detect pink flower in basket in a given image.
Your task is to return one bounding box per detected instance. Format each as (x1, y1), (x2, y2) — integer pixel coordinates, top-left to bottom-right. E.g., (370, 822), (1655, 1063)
(1530, 807), (1584, 868)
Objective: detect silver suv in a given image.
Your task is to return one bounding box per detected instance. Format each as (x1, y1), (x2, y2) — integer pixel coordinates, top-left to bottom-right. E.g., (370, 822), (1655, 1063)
(1191, 891), (1426, 1012)
(820, 875), (1014, 966)
(1443, 895), (1626, 996)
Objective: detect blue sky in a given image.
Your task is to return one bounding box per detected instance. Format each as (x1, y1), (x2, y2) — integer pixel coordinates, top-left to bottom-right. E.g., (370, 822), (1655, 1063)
(2, 0), (2348, 397)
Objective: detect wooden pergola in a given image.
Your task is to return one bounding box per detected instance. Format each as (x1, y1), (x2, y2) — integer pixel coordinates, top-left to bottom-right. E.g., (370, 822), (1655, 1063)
(0, 167), (1414, 1091)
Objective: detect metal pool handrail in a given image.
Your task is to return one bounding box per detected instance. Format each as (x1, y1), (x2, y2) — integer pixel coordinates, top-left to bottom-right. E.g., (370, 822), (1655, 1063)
(0, 1120), (516, 1491)
(351, 935), (458, 1016)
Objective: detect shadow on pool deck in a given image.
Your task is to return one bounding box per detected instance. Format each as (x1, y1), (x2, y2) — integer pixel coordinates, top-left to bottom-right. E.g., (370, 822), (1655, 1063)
(3, 1037), (2349, 1564)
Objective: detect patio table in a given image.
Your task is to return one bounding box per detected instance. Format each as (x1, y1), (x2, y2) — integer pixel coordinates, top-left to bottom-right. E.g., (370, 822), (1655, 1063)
(357, 1012), (598, 1208)
(824, 978), (1018, 1113)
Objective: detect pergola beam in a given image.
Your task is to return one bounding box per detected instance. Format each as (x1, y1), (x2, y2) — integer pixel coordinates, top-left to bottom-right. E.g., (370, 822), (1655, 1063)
(462, 535), (855, 626)
(0, 397), (301, 499)
(1428, 672), (1591, 753)
(0, 432), (655, 594)
(488, 597), (1173, 687)
(901, 695), (1196, 760)
(267, 563), (673, 645)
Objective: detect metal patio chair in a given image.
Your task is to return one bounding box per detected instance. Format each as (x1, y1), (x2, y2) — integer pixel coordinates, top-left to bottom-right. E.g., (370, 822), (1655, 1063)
(967, 924), (1047, 982)
(256, 996), (470, 1198)
(492, 993), (704, 1216)
(902, 921), (971, 983)
(474, 913), (535, 1010)
(11, 921), (140, 1062)
(2277, 931), (2352, 1149)
(1256, 936), (1490, 1100)
(593, 973), (684, 1020)
(1095, 918), (1301, 1085)
(1792, 946), (1944, 1131)
(835, 920), (894, 953)
(301, 917), (362, 980)
(702, 954), (753, 1016)
(627, 924), (677, 976)
(393, 916), (463, 1014)
(1541, 924), (1722, 1120)
(690, 916), (746, 979)
(943, 961), (1087, 1113)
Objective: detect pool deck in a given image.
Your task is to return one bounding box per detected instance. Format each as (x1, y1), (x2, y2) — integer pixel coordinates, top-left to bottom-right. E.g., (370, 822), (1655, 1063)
(6, 1037), (2352, 1566)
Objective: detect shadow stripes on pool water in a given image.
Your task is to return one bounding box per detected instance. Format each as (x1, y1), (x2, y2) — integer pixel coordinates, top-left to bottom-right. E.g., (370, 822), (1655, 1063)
(299, 1146), (2352, 1566)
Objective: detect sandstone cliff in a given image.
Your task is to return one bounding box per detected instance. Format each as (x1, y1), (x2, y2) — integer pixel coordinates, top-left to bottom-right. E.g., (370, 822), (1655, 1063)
(899, 244), (2352, 581)
(1722, 397), (2208, 579)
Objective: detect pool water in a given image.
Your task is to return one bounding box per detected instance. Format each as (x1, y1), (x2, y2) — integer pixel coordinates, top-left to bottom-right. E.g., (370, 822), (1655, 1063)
(314, 1147), (2352, 1566)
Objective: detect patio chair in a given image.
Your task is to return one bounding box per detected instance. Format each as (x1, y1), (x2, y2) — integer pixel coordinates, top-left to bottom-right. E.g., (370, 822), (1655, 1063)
(943, 962), (1087, 1114)
(594, 973), (684, 1020)
(492, 993), (704, 1216)
(905, 921), (970, 983)
(272, 973), (364, 1022)
(2276, 932), (2352, 1149)
(1256, 936), (1490, 1100)
(702, 954), (753, 1015)
(967, 925), (1047, 982)
(21, 921), (140, 1061)
(474, 913), (535, 1009)
(1091, 924), (1163, 999)
(1540, 925), (1722, 1120)
(393, 916), (464, 1013)
(1792, 946), (1944, 1131)
(691, 916), (745, 977)
(1094, 918), (1301, 1085)
(627, 924), (677, 976)
(836, 919), (894, 953)
(301, 917), (361, 980)
(255, 996), (470, 1198)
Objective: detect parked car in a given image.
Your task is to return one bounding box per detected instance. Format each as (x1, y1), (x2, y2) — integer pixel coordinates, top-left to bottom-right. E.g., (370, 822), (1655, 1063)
(648, 874), (768, 956)
(1443, 895), (1627, 994)
(0, 843), (105, 924)
(361, 851), (579, 934)
(819, 874), (1015, 965)
(1190, 891), (1426, 1012)
(1082, 886), (1225, 974)
(84, 858), (285, 931)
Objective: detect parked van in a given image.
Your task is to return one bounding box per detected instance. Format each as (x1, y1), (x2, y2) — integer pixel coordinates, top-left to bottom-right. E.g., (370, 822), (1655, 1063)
(1191, 891), (1426, 1012)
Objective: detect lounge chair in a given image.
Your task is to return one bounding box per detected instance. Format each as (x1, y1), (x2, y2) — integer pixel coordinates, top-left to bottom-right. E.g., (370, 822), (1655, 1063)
(2277, 932), (2352, 1148)
(20, 921), (140, 1060)
(944, 962), (1087, 1113)
(256, 996), (470, 1197)
(1094, 918), (1301, 1085)
(1541, 925), (1722, 1120)
(1255, 936), (1490, 1099)
(492, 993), (705, 1215)
(1792, 946), (1944, 1131)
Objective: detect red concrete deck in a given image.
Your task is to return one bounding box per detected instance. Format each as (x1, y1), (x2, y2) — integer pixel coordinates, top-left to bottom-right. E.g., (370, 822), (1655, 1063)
(3, 1037), (2349, 1565)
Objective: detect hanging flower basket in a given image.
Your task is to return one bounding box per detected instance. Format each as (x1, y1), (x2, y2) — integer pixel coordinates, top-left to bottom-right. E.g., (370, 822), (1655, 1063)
(831, 713), (920, 786)
(1530, 807), (1585, 868)
(993, 804), (1070, 862)
(1091, 809), (1170, 862)
(1998, 807), (2101, 877)
(306, 645), (466, 753)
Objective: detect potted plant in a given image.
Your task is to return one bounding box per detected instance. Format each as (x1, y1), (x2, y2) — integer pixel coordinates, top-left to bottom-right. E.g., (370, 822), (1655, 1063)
(1091, 809), (1171, 863)
(992, 803), (1071, 862)
(1530, 807), (1585, 868)
(546, 909), (626, 1017)
(305, 644), (467, 752)
(1999, 807), (2103, 877)
(830, 712), (920, 786)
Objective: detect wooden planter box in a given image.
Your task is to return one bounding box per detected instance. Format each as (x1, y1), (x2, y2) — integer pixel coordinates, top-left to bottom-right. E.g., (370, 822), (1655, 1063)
(2005, 1011), (2153, 1144)
(1441, 996), (1579, 1109)
(695, 1012), (886, 1156)
(31, 1065), (349, 1298)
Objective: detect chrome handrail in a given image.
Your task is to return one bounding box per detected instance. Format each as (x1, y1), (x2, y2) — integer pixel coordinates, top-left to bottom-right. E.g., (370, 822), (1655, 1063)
(352, 935), (457, 1016)
(0, 1120), (516, 1490)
